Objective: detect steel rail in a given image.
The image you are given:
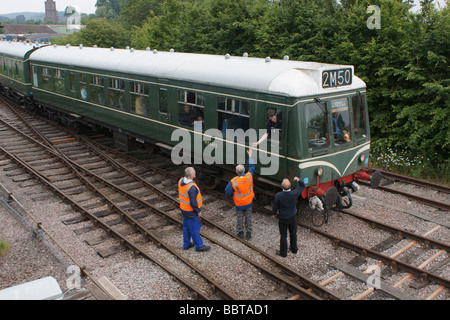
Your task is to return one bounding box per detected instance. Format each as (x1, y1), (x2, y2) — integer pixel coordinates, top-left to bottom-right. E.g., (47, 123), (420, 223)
(0, 145), (213, 300)
(340, 209), (450, 252)
(360, 180), (450, 211)
(79, 137), (337, 300)
(1, 108), (321, 300)
(0, 114), (225, 300)
(56, 141), (323, 300)
(0, 181), (117, 300)
(5, 103), (327, 300)
(375, 169), (450, 194)
(248, 202), (450, 290)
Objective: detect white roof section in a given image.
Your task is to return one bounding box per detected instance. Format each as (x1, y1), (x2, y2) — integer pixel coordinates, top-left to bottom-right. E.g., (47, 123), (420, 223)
(30, 45), (366, 98)
(0, 276), (63, 300)
(0, 40), (44, 58)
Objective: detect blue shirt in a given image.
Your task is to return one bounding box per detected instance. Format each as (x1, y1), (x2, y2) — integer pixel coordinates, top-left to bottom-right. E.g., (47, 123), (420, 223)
(225, 157), (255, 211)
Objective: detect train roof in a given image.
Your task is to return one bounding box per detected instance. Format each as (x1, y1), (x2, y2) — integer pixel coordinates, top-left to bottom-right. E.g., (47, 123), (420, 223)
(30, 45), (366, 98)
(0, 40), (44, 58)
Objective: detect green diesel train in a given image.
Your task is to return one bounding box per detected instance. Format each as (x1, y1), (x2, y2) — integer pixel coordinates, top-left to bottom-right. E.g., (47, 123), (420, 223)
(0, 41), (380, 210)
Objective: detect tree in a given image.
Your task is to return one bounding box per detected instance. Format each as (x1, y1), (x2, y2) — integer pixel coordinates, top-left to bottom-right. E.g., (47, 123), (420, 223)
(95, 0), (125, 20)
(120, 0), (166, 29)
(54, 18), (130, 48)
(131, 0), (187, 50)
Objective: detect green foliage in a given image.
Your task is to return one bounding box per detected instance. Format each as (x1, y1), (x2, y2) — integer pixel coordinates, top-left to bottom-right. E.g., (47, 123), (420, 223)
(53, 18), (131, 48)
(95, 0), (126, 20)
(0, 241), (10, 256)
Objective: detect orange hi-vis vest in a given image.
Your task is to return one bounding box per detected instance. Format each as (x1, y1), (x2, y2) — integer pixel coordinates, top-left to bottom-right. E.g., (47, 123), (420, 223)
(178, 178), (203, 211)
(231, 172), (254, 207)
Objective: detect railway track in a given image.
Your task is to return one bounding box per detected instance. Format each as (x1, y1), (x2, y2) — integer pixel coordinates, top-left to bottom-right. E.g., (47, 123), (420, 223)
(358, 169), (450, 211)
(0, 108), (219, 299)
(0, 98), (334, 300)
(1, 97), (448, 300)
(78, 133), (450, 300)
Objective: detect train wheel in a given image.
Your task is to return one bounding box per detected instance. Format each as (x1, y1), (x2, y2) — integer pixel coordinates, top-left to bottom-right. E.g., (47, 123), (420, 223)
(312, 209), (328, 227)
(339, 188), (353, 209)
(201, 175), (220, 190)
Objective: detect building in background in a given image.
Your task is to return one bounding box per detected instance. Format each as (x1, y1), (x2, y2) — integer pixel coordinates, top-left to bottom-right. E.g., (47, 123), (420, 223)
(45, 0), (58, 23)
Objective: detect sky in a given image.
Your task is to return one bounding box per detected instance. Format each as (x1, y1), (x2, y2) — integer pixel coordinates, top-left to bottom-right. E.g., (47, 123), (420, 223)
(0, 0), (447, 15)
(0, 0), (98, 15)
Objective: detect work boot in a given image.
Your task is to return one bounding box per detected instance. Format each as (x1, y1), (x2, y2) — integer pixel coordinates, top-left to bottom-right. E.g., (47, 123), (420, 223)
(276, 250), (287, 258)
(237, 231), (244, 238)
(246, 232), (252, 240)
(196, 245), (210, 252)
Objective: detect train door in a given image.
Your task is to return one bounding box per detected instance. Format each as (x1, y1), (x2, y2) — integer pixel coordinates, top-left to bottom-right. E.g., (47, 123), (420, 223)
(157, 83), (171, 124)
(261, 95), (288, 179)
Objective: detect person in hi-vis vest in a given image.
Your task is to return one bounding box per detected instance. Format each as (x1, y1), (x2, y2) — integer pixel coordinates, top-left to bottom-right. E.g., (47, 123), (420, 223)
(225, 149), (255, 240)
(178, 167), (210, 252)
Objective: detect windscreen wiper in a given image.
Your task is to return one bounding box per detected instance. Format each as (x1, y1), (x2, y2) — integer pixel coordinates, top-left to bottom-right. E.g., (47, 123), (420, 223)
(314, 97), (327, 115)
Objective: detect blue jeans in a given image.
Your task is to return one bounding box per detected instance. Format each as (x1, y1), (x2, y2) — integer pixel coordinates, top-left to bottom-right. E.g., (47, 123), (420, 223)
(183, 216), (204, 250)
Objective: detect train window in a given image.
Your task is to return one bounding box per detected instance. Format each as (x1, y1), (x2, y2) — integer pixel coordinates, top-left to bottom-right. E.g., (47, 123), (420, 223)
(90, 76), (105, 105)
(108, 78), (124, 110)
(130, 82), (150, 117)
(41, 67), (53, 91)
(80, 74), (88, 100)
(15, 62), (20, 80)
(159, 88), (168, 114)
(265, 108), (282, 142)
(217, 97), (250, 138)
(7, 59), (13, 77)
(4, 59), (8, 76)
(0, 57), (3, 73)
(178, 90), (204, 130)
(330, 98), (351, 144)
(32, 66), (38, 87)
(54, 69), (65, 94)
(352, 94), (368, 140)
(3, 58), (8, 76)
(305, 102), (329, 151)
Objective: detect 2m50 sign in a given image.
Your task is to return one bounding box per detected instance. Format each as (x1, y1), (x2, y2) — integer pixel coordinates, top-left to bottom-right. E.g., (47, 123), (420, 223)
(322, 68), (352, 88)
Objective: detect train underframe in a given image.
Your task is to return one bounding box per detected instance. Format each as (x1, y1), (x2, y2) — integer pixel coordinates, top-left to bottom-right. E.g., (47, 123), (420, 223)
(304, 168), (381, 212)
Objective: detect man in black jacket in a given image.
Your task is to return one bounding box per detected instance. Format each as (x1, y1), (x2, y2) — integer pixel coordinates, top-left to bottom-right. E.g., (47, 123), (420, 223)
(272, 177), (305, 257)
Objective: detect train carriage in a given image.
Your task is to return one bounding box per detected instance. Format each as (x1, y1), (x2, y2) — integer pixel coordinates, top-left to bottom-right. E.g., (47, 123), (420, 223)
(0, 41), (43, 104)
(0, 42), (380, 210)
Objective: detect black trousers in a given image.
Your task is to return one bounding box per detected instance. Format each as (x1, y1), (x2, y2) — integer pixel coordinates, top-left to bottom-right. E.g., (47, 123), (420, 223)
(278, 214), (298, 257)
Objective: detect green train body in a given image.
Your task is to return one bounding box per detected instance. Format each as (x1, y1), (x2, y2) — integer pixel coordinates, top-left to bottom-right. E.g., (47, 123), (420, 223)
(0, 42), (381, 209)
(0, 41), (43, 103)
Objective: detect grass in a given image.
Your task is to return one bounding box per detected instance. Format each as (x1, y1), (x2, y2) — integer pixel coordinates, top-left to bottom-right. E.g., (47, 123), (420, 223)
(370, 146), (450, 186)
(0, 241), (11, 256)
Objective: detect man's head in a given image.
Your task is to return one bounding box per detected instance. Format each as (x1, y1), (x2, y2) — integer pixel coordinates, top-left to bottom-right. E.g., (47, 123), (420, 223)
(236, 164), (245, 176)
(185, 167), (196, 179)
(268, 109), (277, 122)
(281, 178), (291, 190)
